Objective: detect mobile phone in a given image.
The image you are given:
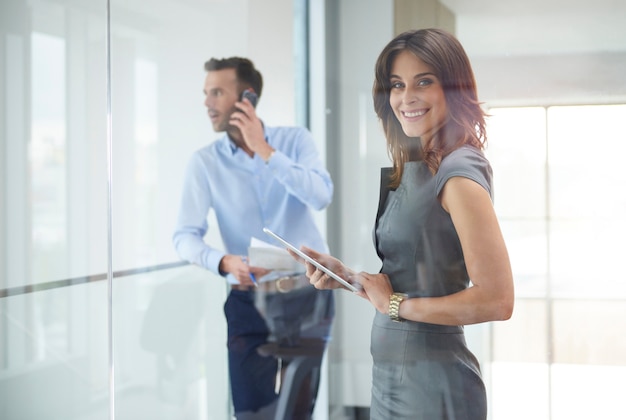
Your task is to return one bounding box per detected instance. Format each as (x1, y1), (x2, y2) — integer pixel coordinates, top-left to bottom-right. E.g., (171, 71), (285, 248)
(240, 89), (258, 108)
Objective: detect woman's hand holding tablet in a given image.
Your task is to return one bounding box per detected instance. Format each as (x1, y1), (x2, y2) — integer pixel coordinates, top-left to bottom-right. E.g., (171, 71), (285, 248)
(263, 227), (361, 293)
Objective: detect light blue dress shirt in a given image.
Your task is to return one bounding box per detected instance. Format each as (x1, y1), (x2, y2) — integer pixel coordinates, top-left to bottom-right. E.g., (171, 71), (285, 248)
(173, 125), (333, 284)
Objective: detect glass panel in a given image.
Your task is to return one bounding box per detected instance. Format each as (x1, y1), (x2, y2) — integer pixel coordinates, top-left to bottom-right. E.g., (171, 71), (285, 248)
(107, 0), (317, 418)
(0, 282), (108, 419)
(29, 0), (109, 283)
(113, 266), (229, 420)
(2, 3), (110, 420)
(107, 0), (308, 271)
(0, 265), (226, 419)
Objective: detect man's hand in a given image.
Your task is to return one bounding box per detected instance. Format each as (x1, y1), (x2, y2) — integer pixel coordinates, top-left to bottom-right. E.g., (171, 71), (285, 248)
(229, 98), (273, 160)
(219, 254), (270, 286)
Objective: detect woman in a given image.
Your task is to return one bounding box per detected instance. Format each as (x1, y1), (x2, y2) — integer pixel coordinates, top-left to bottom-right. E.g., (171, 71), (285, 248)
(297, 29), (514, 419)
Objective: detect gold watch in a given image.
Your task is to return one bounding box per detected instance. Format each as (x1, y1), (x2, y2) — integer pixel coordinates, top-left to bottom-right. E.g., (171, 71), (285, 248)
(389, 292), (407, 322)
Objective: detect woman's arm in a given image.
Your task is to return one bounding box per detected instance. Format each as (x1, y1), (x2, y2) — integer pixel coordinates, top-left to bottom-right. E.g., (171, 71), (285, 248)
(359, 176), (514, 325)
(408, 176), (513, 324)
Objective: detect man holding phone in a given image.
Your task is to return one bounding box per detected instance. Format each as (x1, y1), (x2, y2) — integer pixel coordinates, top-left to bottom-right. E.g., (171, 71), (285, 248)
(173, 57), (335, 419)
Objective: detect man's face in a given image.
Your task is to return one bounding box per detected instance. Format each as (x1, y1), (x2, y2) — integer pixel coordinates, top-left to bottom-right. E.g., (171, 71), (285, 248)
(203, 68), (240, 133)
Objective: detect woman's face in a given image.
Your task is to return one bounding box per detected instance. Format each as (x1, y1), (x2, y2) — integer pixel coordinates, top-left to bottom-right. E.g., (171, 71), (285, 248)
(389, 50), (448, 144)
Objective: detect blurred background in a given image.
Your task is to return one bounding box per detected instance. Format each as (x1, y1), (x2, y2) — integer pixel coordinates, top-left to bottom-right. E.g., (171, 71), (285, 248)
(1, 0), (625, 419)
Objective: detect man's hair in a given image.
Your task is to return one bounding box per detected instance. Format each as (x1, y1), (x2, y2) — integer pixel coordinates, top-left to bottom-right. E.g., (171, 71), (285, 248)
(372, 28), (487, 186)
(204, 57), (263, 99)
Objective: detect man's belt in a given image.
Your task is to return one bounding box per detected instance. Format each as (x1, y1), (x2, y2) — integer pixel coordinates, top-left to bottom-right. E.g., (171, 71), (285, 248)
(230, 274), (310, 293)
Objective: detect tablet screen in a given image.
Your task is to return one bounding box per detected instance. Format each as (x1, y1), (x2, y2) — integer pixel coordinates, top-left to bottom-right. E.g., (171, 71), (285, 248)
(262, 228), (360, 293)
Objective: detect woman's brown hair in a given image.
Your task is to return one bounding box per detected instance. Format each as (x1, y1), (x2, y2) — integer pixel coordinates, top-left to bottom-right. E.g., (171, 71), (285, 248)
(372, 28), (487, 187)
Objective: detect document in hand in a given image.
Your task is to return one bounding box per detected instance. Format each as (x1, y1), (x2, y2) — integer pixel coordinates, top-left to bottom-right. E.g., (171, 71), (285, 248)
(248, 237), (304, 282)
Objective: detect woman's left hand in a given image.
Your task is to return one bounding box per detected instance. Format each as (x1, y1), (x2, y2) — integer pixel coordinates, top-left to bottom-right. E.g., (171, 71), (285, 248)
(354, 272), (394, 314)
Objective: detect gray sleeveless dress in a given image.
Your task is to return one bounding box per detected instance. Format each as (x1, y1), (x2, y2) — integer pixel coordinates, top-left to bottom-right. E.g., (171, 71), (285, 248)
(370, 146), (491, 420)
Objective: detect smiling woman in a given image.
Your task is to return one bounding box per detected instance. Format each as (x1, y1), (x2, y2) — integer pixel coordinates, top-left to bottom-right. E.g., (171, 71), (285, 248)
(388, 51), (448, 141)
(297, 28), (513, 420)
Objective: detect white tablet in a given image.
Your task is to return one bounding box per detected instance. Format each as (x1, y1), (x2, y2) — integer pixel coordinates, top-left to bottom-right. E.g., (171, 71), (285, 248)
(262, 227), (360, 293)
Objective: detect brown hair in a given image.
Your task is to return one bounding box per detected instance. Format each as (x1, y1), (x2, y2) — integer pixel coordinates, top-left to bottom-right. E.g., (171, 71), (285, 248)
(372, 28), (487, 187)
(204, 56), (263, 99)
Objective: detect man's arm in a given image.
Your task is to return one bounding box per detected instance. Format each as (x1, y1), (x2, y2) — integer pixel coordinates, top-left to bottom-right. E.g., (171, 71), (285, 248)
(265, 128), (333, 210)
(172, 153), (225, 274)
(229, 100), (332, 210)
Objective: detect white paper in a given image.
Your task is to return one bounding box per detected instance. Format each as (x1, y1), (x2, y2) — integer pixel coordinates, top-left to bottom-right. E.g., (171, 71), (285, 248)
(247, 237), (304, 282)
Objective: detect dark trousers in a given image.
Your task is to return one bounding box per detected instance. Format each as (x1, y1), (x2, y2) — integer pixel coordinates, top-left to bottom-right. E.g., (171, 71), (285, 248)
(224, 287), (334, 416)
(225, 290), (279, 413)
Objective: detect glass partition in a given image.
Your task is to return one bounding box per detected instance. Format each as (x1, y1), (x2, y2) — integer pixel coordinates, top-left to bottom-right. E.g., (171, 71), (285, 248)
(1, 0), (306, 418)
(0, 265), (228, 419)
(112, 265), (229, 420)
(1, 281), (109, 419)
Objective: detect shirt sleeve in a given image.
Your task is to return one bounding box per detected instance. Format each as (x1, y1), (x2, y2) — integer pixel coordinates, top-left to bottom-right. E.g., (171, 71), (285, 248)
(435, 146), (493, 199)
(265, 127), (333, 210)
(172, 152), (226, 275)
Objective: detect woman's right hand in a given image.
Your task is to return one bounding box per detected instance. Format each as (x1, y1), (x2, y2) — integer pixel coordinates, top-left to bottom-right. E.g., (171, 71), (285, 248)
(295, 246), (357, 291)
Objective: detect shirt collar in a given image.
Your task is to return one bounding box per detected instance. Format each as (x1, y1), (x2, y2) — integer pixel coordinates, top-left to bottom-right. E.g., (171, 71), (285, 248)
(224, 121), (268, 155)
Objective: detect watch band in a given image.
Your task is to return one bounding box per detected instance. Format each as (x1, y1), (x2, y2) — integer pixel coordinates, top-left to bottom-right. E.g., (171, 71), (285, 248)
(389, 292), (407, 322)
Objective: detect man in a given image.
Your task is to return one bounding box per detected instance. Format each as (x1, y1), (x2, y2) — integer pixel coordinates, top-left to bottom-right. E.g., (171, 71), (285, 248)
(173, 57), (335, 419)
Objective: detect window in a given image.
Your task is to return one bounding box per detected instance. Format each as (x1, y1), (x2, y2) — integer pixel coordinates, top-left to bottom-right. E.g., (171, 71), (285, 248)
(487, 104), (626, 419)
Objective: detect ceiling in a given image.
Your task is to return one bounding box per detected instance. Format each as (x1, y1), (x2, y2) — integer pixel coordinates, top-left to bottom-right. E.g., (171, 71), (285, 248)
(440, 0), (625, 15)
(439, 0), (626, 56)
